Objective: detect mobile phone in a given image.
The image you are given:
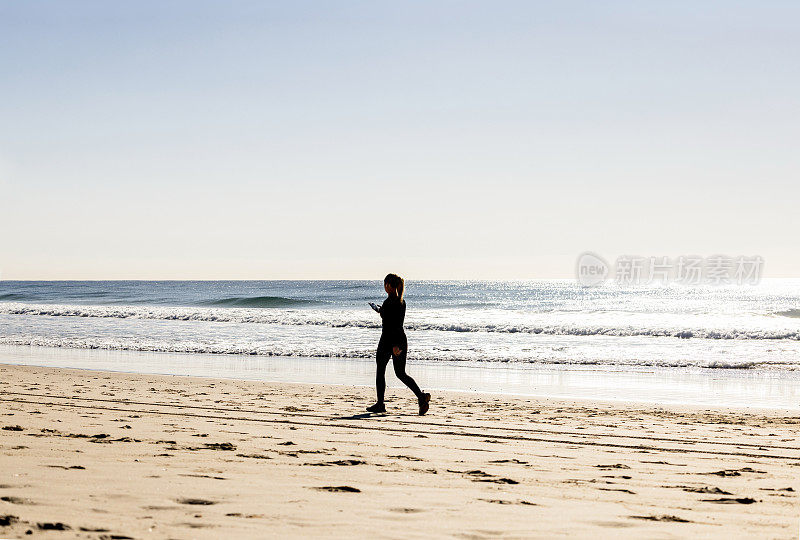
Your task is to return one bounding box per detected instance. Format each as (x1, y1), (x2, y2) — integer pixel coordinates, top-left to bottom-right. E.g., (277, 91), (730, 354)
(369, 302), (381, 312)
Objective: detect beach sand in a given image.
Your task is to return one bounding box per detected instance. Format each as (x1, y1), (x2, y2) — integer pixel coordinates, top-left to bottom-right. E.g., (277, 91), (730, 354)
(0, 363), (798, 539)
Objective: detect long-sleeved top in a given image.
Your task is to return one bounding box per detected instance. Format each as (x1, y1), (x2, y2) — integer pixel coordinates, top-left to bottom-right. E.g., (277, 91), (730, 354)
(379, 295), (406, 347)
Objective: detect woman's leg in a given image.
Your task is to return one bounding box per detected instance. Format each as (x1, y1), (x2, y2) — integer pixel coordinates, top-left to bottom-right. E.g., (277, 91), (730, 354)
(392, 349), (422, 398)
(375, 346), (391, 403)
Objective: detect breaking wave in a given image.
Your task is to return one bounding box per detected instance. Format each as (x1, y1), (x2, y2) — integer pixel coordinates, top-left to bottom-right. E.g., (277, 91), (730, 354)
(1, 335), (794, 370)
(197, 296), (323, 308)
(1, 302), (799, 341)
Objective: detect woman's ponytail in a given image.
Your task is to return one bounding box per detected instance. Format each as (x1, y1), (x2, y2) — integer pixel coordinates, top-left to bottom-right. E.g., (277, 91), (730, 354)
(384, 273), (404, 301)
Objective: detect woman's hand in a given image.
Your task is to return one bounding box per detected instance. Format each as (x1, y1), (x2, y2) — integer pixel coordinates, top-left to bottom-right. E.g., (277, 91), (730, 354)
(392, 345), (403, 356)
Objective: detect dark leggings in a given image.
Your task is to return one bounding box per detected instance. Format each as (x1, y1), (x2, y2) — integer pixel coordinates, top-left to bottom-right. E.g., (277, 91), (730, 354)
(376, 339), (422, 402)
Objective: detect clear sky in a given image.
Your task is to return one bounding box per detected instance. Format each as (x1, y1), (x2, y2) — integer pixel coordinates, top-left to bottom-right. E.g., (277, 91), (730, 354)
(1, 1), (798, 279)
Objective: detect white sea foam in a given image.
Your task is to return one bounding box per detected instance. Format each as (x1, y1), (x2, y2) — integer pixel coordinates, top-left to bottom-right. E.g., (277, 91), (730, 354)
(1, 334), (796, 370)
(1, 302), (798, 341)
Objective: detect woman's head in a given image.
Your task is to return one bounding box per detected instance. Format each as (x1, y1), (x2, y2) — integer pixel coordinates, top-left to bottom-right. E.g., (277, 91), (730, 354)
(384, 273), (404, 300)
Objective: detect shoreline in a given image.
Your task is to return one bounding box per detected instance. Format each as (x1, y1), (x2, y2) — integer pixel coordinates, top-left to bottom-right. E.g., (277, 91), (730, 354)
(2, 362), (797, 418)
(1, 363), (798, 538)
(1, 343), (799, 411)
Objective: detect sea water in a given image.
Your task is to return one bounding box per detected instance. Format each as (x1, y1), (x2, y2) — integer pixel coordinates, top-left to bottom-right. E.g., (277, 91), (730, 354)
(1, 280), (799, 407)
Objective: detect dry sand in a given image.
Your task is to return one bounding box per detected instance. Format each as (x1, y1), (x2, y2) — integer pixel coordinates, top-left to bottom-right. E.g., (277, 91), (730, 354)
(0, 363), (798, 539)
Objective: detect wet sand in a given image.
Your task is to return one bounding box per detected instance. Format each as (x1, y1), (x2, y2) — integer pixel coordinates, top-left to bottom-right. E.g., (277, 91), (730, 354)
(3, 344), (798, 410)
(1, 363), (798, 538)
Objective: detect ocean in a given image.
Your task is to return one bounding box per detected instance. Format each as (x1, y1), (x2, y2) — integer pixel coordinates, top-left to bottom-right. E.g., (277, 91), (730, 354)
(2, 279), (800, 367)
(1, 280), (799, 407)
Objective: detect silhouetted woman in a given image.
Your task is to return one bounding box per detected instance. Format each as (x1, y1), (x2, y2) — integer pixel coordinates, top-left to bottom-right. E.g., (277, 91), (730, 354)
(367, 273), (430, 415)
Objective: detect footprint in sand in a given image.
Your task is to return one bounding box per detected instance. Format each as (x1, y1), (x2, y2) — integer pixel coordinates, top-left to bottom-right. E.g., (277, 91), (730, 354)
(202, 442), (236, 451)
(179, 522), (214, 529)
(0, 496), (32, 505)
(37, 522), (71, 530)
(477, 477), (519, 484)
(479, 499), (536, 506)
(704, 467), (766, 477)
(0, 515), (19, 526)
(235, 453), (272, 460)
(447, 469), (520, 484)
(679, 486), (732, 495)
(599, 487), (636, 494)
(179, 474), (227, 480)
(176, 498), (216, 505)
(702, 497), (758, 504)
(305, 459), (366, 466)
(313, 486), (361, 493)
(630, 515), (690, 523)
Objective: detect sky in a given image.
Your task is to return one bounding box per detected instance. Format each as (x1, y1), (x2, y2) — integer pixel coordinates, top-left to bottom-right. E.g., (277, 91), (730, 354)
(1, 1), (798, 279)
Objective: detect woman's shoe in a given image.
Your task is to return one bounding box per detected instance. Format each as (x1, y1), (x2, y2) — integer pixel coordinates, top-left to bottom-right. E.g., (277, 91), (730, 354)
(366, 402), (386, 413)
(418, 393), (431, 415)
